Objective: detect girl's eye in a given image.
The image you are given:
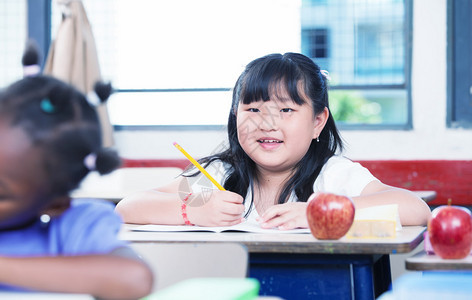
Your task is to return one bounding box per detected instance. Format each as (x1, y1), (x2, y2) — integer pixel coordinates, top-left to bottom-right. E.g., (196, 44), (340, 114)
(248, 108), (260, 112)
(280, 108), (294, 113)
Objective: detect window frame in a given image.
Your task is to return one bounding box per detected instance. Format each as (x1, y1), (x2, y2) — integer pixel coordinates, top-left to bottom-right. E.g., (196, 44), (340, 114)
(447, 0), (472, 128)
(27, 0), (414, 131)
(27, 0), (51, 69)
(332, 0), (413, 131)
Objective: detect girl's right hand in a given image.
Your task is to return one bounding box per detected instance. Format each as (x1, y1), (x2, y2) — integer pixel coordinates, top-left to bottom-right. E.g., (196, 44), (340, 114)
(186, 190), (245, 227)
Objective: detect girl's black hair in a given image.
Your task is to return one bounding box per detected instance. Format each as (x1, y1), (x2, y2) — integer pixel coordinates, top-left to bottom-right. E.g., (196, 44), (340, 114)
(0, 41), (121, 198)
(190, 53), (343, 208)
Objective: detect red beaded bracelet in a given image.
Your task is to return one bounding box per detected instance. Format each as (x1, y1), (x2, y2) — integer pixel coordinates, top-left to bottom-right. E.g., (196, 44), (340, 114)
(181, 192), (193, 225)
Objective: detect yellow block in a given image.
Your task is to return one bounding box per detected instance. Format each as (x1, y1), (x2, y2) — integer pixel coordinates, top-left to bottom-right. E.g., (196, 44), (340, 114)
(346, 204), (400, 239)
(346, 219), (396, 238)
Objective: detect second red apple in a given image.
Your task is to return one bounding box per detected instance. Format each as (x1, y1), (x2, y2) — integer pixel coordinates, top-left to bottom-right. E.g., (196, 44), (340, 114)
(428, 204), (472, 259)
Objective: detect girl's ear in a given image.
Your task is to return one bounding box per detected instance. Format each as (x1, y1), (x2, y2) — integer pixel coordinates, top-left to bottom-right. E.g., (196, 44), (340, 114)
(313, 107), (329, 139)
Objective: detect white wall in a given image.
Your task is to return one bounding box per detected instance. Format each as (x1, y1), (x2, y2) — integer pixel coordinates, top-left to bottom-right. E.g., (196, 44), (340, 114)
(114, 0), (472, 161)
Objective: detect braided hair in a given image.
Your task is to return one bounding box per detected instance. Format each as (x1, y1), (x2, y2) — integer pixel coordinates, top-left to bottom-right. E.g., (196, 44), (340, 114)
(0, 41), (121, 198)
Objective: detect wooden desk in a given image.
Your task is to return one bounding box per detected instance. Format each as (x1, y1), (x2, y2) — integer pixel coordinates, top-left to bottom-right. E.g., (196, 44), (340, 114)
(70, 167), (182, 202)
(121, 225), (425, 300)
(406, 250), (472, 271)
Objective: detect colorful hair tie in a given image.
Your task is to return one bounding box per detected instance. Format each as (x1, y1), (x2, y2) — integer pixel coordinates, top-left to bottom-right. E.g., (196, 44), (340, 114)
(181, 193), (194, 225)
(86, 91), (101, 107)
(320, 70), (331, 81)
(23, 64), (41, 77)
(83, 153), (97, 171)
(40, 98), (56, 114)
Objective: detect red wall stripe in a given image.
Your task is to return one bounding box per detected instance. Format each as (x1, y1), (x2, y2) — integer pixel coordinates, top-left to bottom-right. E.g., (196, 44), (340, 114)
(357, 160), (472, 206)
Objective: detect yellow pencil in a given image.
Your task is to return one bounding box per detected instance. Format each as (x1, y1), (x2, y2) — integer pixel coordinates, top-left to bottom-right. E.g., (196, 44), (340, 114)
(173, 142), (226, 191)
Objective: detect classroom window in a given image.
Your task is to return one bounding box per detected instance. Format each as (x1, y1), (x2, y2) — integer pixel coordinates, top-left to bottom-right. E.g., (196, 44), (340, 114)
(448, 0), (472, 128)
(8, 0), (411, 129)
(0, 1), (27, 87)
(300, 0), (410, 128)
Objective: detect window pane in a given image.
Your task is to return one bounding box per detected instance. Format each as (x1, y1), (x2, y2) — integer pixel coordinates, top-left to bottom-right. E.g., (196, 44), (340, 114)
(108, 91), (232, 126)
(302, 28), (329, 59)
(301, 0), (406, 86)
(330, 89), (408, 125)
(53, 0), (303, 89)
(449, 0), (472, 128)
(356, 23), (404, 83)
(0, 0), (26, 87)
(48, 0), (409, 127)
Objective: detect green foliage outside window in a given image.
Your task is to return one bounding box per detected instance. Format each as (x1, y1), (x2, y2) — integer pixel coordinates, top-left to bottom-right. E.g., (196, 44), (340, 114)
(329, 91), (382, 124)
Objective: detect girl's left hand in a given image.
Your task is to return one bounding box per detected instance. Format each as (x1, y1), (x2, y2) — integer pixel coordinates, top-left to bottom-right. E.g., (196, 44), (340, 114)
(257, 202), (309, 230)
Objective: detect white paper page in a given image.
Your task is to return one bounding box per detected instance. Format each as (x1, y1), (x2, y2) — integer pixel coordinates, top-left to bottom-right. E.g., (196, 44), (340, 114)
(132, 220), (311, 234)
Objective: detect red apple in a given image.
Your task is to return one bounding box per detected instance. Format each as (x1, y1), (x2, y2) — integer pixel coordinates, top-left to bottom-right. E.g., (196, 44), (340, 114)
(306, 192), (355, 240)
(428, 204), (472, 259)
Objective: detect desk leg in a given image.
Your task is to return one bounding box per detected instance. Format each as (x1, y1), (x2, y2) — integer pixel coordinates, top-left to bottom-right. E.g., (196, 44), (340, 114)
(352, 263), (374, 299)
(373, 254), (391, 297)
(352, 254), (391, 299)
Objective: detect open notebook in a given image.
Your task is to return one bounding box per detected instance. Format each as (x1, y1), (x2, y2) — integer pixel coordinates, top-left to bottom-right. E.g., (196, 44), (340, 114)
(132, 220), (311, 234)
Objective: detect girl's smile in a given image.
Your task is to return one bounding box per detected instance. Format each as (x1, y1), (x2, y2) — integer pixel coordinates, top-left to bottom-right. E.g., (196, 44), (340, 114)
(257, 137), (283, 150)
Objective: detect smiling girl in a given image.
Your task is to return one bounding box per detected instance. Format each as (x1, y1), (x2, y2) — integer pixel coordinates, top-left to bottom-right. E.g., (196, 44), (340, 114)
(116, 52), (431, 229)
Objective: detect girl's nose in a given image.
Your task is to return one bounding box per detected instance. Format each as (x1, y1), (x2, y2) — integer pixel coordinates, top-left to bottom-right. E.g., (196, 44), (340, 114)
(258, 111), (279, 131)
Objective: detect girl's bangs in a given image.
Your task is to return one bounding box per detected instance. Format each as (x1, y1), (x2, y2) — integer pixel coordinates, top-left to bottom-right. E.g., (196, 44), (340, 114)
(240, 61), (307, 105)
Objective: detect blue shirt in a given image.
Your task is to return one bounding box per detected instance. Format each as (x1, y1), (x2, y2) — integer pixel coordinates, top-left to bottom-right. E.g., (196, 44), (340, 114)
(0, 198), (128, 291)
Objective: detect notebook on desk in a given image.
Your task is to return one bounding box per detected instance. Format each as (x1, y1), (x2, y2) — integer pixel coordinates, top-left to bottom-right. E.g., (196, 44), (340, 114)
(132, 220), (311, 234)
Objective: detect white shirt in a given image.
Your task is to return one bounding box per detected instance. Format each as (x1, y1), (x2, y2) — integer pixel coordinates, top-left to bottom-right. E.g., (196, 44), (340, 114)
(188, 155), (378, 221)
